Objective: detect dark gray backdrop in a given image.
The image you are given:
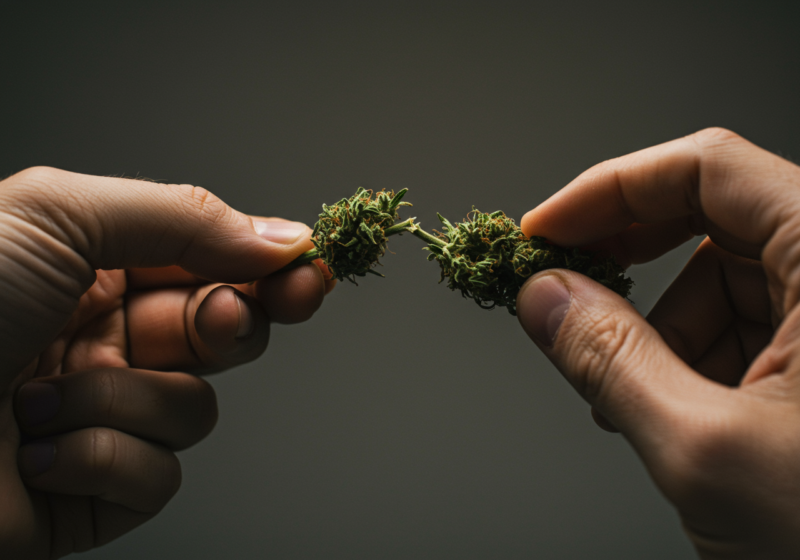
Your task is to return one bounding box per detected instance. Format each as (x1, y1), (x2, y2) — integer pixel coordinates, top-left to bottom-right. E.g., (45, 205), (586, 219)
(2, 2), (799, 558)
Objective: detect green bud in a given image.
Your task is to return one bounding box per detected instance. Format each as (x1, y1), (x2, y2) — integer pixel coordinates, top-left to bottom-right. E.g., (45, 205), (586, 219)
(423, 208), (632, 315)
(311, 187), (411, 282)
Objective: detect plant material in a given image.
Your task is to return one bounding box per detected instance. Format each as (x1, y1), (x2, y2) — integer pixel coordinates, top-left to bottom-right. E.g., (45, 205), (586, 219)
(281, 188), (633, 315)
(410, 209), (632, 315)
(284, 187), (413, 282)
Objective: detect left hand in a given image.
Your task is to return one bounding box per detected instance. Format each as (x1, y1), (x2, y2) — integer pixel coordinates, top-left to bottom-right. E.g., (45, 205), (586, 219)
(0, 167), (333, 559)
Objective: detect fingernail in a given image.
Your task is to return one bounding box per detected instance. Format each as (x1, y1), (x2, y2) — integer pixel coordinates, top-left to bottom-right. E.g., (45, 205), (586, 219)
(17, 383), (61, 427)
(234, 293), (254, 339)
(254, 220), (308, 245)
(18, 441), (56, 476)
(517, 274), (571, 346)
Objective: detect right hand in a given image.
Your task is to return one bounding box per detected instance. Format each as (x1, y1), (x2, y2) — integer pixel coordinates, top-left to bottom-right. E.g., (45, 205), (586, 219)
(516, 128), (800, 558)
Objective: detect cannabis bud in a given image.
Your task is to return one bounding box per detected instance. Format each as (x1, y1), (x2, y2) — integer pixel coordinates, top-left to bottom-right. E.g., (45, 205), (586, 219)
(311, 187), (412, 282)
(424, 209), (632, 315)
(281, 188), (633, 317)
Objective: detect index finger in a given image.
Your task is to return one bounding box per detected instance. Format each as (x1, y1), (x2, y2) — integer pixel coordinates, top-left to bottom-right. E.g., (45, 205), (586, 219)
(521, 128), (800, 264)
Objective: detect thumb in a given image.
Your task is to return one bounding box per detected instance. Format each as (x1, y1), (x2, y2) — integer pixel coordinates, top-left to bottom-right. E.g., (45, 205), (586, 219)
(1, 167), (312, 284)
(0, 167), (313, 381)
(516, 270), (716, 448)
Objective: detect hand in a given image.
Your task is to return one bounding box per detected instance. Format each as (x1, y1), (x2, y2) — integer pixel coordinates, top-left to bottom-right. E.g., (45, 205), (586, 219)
(0, 167), (333, 559)
(516, 128), (800, 559)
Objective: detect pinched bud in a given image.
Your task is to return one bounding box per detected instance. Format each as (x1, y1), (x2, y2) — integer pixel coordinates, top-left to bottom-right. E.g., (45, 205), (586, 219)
(311, 187), (411, 282)
(423, 208), (633, 315)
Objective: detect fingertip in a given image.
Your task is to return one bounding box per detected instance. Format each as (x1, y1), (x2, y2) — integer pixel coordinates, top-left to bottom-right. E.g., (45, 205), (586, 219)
(520, 209), (537, 237)
(195, 286), (269, 358)
(194, 286), (240, 355)
(256, 264), (325, 324)
(324, 277), (337, 295)
(313, 258), (333, 280)
(517, 272), (572, 347)
(591, 407), (620, 433)
(521, 191), (569, 240)
(312, 258), (338, 294)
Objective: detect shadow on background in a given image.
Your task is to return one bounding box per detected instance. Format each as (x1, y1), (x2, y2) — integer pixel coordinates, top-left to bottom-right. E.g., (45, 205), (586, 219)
(2, 1), (799, 558)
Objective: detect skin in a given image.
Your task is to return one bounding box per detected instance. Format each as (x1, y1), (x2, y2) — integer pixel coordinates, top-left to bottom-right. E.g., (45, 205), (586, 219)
(0, 167), (335, 559)
(516, 128), (800, 558)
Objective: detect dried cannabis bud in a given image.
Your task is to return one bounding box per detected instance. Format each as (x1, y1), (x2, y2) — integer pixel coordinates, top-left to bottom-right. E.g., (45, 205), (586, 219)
(310, 187), (412, 282)
(281, 188), (633, 315)
(421, 209), (633, 315)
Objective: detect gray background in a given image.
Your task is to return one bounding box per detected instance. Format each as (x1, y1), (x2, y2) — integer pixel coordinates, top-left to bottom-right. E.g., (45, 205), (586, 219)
(2, 1), (799, 558)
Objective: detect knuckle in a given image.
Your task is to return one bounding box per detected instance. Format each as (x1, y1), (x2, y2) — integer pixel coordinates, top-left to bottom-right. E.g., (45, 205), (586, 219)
(582, 158), (621, 189)
(1, 166), (65, 206)
(763, 216), (800, 313)
(176, 184), (232, 228)
(9, 165), (66, 186)
(90, 369), (123, 422)
(592, 157), (622, 175)
(566, 310), (642, 403)
(578, 159), (638, 225)
(691, 126), (743, 146)
(88, 427), (120, 485)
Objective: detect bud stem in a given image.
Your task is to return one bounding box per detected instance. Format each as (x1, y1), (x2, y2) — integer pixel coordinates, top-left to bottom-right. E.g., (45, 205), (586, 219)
(405, 222), (446, 248)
